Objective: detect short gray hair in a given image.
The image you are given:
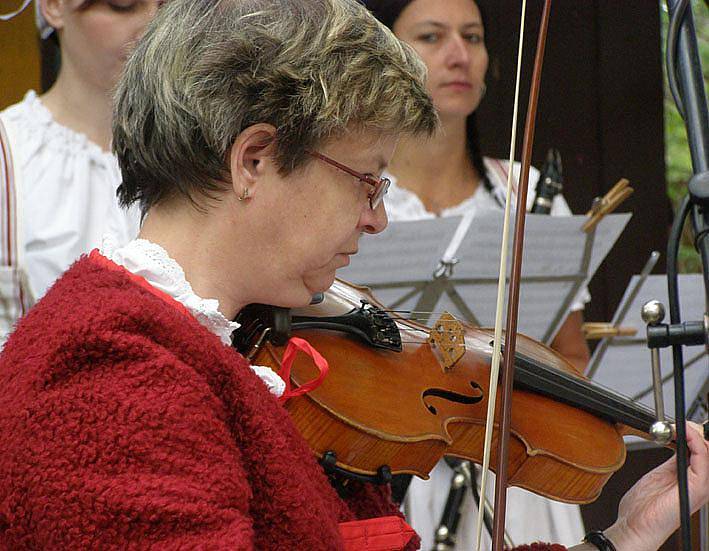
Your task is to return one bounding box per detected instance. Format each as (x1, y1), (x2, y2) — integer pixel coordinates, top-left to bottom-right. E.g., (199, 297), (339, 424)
(113, 0), (437, 212)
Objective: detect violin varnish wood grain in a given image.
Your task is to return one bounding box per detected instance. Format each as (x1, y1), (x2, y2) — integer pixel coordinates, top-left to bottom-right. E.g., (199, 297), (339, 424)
(286, 394), (447, 478)
(244, 279), (646, 504)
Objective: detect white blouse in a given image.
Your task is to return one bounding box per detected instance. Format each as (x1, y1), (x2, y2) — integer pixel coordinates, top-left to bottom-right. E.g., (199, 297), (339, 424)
(100, 237), (286, 398)
(0, 91), (141, 302)
(384, 157), (545, 220)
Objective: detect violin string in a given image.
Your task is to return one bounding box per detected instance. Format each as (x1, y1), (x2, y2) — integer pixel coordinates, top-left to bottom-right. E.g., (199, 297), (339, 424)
(370, 310), (472, 324)
(358, 305), (471, 343)
(399, 340), (467, 347)
(378, 309), (462, 315)
(395, 326), (463, 335)
(368, 307), (469, 318)
(400, 327), (429, 334)
(373, 312), (467, 322)
(396, 316), (456, 323)
(366, 310), (471, 338)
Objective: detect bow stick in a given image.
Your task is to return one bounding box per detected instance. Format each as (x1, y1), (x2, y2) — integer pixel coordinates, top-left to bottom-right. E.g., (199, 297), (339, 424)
(474, 1), (553, 549)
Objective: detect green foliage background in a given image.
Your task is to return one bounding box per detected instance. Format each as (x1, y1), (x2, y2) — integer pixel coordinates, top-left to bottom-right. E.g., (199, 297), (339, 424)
(661, 1), (708, 272)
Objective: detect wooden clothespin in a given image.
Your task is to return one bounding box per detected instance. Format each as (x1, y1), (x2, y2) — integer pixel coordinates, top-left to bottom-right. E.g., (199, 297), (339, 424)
(582, 178), (634, 233)
(582, 322), (638, 340)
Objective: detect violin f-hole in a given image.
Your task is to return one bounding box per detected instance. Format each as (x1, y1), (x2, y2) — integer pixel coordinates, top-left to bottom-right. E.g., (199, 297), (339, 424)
(422, 381), (484, 415)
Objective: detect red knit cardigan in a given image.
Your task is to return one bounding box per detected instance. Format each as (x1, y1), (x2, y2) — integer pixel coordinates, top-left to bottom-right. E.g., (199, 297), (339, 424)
(0, 256), (566, 551)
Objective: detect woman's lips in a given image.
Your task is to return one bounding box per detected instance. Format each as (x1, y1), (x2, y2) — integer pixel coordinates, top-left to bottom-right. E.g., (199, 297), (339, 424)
(441, 81), (473, 91)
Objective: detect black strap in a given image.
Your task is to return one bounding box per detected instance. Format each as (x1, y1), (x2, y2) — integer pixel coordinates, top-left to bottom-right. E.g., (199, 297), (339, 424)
(583, 530), (617, 551)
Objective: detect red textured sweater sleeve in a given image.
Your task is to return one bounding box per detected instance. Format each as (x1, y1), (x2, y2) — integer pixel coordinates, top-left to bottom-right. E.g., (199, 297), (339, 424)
(1, 336), (257, 549)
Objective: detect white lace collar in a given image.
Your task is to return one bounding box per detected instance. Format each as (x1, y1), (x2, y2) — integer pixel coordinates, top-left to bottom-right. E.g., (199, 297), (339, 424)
(99, 236), (286, 397)
(100, 236), (239, 345)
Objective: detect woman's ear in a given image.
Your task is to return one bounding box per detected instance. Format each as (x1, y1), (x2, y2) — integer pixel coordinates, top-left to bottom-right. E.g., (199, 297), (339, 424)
(40, 0), (67, 31)
(228, 123), (277, 201)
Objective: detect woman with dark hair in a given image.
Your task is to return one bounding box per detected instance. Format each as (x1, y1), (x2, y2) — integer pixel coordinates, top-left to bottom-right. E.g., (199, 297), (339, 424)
(362, 0), (495, 202)
(0, 0), (158, 342)
(362, 0), (589, 548)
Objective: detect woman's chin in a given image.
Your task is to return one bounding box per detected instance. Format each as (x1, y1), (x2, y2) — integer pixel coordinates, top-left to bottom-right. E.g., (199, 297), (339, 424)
(435, 97), (481, 120)
(303, 270), (337, 297)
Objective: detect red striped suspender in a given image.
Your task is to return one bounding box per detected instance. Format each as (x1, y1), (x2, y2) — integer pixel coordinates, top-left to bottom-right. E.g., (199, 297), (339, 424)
(0, 118), (28, 318)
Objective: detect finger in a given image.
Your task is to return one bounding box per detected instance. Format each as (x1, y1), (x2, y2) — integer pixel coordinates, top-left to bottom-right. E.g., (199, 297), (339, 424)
(658, 423), (709, 477)
(673, 420), (700, 434)
(686, 426), (709, 483)
(686, 421), (709, 450)
(658, 423), (709, 478)
(687, 424), (709, 458)
(685, 424), (709, 513)
(686, 420), (702, 435)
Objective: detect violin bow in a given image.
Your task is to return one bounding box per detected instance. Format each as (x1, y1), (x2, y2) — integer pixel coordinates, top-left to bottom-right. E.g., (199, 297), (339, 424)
(474, 1), (553, 549)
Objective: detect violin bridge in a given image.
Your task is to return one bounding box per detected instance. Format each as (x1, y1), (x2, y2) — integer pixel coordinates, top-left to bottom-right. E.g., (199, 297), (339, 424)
(428, 312), (465, 371)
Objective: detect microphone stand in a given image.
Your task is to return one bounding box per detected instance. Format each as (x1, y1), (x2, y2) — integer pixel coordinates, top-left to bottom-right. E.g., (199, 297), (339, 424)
(648, 2), (709, 549)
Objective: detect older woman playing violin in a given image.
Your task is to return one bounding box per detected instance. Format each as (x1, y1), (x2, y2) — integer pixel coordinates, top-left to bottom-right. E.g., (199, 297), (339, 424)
(0, 0), (706, 550)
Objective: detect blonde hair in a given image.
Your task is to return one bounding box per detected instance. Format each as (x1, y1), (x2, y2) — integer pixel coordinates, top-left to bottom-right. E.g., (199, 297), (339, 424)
(113, 0), (437, 211)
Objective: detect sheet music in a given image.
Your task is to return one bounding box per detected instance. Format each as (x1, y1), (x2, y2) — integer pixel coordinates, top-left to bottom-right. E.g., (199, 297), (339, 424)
(450, 212), (630, 280)
(339, 212), (630, 341)
(591, 274), (708, 421)
(447, 212), (629, 339)
(338, 216), (461, 309)
(341, 216), (463, 285)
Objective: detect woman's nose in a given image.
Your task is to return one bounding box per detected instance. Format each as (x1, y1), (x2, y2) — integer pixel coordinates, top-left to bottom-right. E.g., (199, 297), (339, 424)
(444, 34), (471, 67)
(361, 201), (388, 235)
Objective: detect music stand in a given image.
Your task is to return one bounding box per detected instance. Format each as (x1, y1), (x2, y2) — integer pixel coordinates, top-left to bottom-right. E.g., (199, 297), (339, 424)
(339, 212), (631, 343)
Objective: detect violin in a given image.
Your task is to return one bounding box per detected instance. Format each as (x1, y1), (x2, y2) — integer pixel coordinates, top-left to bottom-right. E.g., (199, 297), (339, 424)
(234, 278), (667, 505)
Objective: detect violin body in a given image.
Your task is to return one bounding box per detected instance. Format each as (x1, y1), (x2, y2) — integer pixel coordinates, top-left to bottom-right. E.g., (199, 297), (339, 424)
(235, 279), (657, 504)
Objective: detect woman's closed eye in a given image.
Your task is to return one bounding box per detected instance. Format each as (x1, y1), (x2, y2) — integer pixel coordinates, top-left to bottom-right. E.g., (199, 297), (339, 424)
(106, 0), (139, 13)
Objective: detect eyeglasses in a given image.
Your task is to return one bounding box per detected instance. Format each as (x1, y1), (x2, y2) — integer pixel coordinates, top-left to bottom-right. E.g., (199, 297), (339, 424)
(306, 150), (390, 210)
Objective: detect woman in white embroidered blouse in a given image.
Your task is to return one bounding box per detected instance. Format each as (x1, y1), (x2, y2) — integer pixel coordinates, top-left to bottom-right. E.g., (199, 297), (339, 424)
(362, 0), (589, 549)
(0, 0), (159, 339)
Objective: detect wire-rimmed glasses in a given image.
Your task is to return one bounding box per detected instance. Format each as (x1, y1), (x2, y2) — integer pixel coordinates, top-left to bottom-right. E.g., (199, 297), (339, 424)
(306, 150), (390, 209)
